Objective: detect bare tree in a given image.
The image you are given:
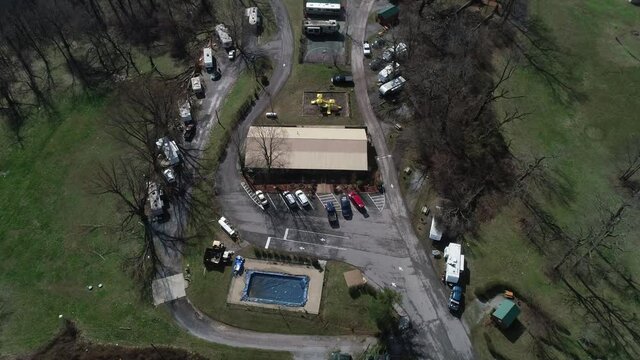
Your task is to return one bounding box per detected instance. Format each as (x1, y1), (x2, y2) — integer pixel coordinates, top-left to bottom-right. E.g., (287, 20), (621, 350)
(246, 126), (288, 180)
(618, 138), (640, 184)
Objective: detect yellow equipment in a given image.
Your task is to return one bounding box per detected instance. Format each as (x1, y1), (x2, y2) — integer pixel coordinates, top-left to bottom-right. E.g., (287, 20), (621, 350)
(310, 93), (342, 115)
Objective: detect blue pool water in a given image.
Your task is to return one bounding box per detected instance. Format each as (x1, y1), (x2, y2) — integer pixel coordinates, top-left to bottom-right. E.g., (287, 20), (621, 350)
(241, 271), (309, 307)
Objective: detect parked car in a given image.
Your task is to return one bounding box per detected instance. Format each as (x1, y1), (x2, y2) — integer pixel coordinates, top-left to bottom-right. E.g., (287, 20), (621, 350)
(348, 191), (365, 209)
(282, 191), (298, 209)
(331, 74), (354, 85)
(326, 201), (338, 223)
(340, 195), (352, 218)
(369, 58), (384, 71)
(162, 168), (176, 184)
(363, 41), (371, 56)
(228, 49), (236, 60)
(184, 122), (196, 142)
(448, 285), (463, 313)
(255, 190), (268, 206)
(295, 190), (310, 207)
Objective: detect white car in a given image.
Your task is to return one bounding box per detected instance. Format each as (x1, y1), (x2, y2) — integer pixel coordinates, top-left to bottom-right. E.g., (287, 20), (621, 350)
(162, 168), (176, 184)
(228, 49), (236, 60)
(294, 190), (310, 207)
(255, 190), (268, 206)
(363, 41), (371, 56)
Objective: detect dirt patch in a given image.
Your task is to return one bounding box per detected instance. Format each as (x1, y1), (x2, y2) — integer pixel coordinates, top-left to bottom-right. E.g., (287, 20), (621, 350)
(302, 91), (350, 117)
(19, 321), (207, 360)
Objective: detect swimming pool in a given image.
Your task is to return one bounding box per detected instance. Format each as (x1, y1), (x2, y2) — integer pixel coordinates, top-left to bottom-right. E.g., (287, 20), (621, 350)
(241, 271), (310, 307)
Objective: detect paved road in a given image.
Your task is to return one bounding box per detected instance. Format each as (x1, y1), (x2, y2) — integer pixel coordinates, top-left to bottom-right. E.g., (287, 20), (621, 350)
(347, 0), (474, 358)
(153, 1), (376, 359)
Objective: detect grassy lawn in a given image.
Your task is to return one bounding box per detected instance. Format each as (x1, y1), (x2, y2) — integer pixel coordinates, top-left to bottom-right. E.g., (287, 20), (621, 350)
(185, 246), (377, 335)
(0, 96), (290, 359)
(463, 0), (640, 358)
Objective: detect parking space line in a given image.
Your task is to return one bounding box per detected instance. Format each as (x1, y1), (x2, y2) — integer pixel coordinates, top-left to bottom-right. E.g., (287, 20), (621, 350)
(287, 228), (349, 239)
(268, 236), (347, 251)
(266, 193), (278, 210)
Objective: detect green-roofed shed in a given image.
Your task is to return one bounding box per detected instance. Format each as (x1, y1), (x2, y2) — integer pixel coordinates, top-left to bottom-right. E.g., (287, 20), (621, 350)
(492, 299), (520, 329)
(377, 5), (399, 26)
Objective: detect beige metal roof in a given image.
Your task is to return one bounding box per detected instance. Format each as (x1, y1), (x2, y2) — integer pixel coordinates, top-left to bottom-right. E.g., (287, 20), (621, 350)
(245, 126), (368, 171)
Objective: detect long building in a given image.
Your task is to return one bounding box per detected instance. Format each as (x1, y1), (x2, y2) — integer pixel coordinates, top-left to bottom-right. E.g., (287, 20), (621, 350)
(244, 125), (368, 173)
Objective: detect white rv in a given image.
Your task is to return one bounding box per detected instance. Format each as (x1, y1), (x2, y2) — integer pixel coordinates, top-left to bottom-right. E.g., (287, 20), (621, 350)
(156, 137), (180, 166)
(203, 47), (214, 71)
(215, 24), (233, 49)
(379, 76), (406, 96)
(443, 243), (465, 284)
(305, 2), (341, 17)
(218, 216), (237, 238)
(190, 76), (203, 95)
(377, 62), (400, 83)
(245, 7), (260, 27)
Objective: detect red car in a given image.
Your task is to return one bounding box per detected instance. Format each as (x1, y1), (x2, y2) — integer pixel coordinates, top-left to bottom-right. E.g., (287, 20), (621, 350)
(348, 191), (366, 209)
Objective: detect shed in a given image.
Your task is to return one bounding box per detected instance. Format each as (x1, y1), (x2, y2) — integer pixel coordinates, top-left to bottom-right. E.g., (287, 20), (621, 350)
(343, 269), (367, 288)
(377, 5), (399, 26)
(492, 299), (520, 328)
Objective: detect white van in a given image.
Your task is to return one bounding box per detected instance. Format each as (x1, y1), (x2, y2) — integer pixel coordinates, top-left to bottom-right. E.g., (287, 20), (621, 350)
(203, 47), (214, 71)
(379, 76), (406, 96)
(218, 216), (237, 238)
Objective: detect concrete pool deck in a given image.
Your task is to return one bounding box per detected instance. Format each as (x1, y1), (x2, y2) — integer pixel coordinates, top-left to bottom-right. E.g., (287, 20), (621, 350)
(227, 259), (324, 314)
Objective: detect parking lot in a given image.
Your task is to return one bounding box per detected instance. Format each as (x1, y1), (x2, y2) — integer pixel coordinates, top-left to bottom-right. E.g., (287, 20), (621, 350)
(216, 186), (407, 262)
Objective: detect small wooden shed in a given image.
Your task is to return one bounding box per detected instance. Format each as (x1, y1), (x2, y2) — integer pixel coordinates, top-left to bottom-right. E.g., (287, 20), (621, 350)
(343, 269), (367, 288)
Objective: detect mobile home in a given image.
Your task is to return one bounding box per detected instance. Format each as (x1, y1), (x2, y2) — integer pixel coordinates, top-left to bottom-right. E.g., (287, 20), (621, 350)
(303, 19), (340, 35)
(156, 137), (180, 166)
(305, 1), (342, 17)
(218, 216), (237, 238)
(147, 182), (164, 221)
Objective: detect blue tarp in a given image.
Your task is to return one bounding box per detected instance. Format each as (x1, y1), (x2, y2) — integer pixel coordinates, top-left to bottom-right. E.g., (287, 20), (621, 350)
(241, 271), (309, 307)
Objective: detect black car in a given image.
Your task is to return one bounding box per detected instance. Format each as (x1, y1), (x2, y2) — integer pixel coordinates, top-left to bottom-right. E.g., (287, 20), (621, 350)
(368, 58), (384, 71)
(184, 122), (196, 142)
(326, 201), (338, 224)
(340, 195), (352, 218)
(331, 74), (354, 85)
(282, 191), (298, 209)
(448, 285), (463, 313)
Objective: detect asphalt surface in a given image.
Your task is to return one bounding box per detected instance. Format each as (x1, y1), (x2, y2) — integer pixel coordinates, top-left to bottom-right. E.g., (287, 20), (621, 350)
(347, 0), (475, 358)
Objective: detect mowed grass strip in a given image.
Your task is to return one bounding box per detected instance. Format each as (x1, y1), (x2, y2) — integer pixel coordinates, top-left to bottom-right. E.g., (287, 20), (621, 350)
(0, 95), (291, 359)
(466, 0), (640, 359)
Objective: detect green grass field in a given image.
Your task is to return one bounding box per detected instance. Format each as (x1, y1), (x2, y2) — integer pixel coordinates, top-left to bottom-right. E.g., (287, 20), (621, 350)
(465, 0), (640, 358)
(185, 246), (378, 335)
(0, 96), (290, 359)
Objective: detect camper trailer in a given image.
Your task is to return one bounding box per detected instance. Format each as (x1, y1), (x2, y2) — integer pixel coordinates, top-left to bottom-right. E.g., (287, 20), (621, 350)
(379, 76), (406, 96)
(215, 24), (233, 49)
(203, 47), (214, 72)
(377, 62), (400, 83)
(429, 217), (443, 241)
(156, 137), (180, 166)
(443, 243), (465, 284)
(147, 182), (164, 222)
(303, 19), (340, 35)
